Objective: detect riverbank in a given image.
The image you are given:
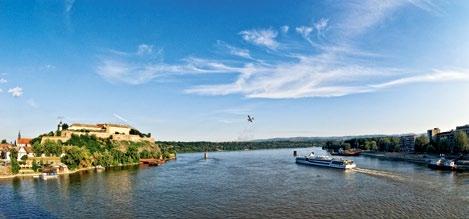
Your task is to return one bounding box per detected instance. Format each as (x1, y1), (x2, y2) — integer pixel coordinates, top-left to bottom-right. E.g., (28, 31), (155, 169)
(0, 158), (175, 180)
(360, 152), (439, 165)
(0, 166), (100, 180)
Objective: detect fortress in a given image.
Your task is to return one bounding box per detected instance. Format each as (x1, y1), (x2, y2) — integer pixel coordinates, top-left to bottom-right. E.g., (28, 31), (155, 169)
(41, 123), (155, 144)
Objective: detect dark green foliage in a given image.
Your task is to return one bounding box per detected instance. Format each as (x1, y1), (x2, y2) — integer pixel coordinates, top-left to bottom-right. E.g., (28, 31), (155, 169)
(61, 146), (91, 170)
(130, 129), (152, 138)
(415, 135), (429, 153)
(32, 160), (40, 172)
(9, 149), (20, 174)
(1, 139), (7, 144)
(33, 141), (63, 156)
(67, 134), (103, 153)
(125, 145), (140, 163)
(139, 150), (160, 159)
(157, 141), (318, 153)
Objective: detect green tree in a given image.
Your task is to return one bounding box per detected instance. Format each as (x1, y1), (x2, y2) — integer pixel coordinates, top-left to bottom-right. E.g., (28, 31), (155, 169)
(364, 140), (377, 151)
(139, 150), (151, 159)
(343, 143), (351, 150)
(126, 145), (140, 163)
(415, 135), (429, 153)
(9, 148), (20, 174)
(454, 131), (469, 153)
(32, 160), (40, 172)
(1, 139), (7, 144)
(32, 141), (44, 157)
(61, 146), (92, 170)
(99, 150), (114, 167)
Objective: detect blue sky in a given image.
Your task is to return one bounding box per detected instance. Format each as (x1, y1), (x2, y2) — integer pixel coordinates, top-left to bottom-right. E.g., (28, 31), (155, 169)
(1, 0), (469, 141)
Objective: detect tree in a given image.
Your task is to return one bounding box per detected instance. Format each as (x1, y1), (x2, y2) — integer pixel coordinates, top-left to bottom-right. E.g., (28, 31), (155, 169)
(9, 148), (20, 174)
(454, 131), (469, 153)
(415, 135), (429, 153)
(126, 145), (140, 163)
(32, 141), (44, 157)
(343, 143), (351, 150)
(61, 146), (92, 170)
(62, 123), (69, 130)
(1, 139), (7, 144)
(364, 140), (377, 151)
(32, 160), (40, 172)
(98, 151), (114, 167)
(43, 140), (63, 156)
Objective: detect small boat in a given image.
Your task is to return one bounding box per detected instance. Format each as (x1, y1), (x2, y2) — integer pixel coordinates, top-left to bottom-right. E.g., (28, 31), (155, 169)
(38, 172), (58, 180)
(428, 158), (456, 170)
(296, 152), (356, 169)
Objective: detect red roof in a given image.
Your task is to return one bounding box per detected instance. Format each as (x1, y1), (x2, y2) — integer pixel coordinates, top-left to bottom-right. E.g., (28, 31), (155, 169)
(0, 144), (12, 151)
(17, 138), (32, 145)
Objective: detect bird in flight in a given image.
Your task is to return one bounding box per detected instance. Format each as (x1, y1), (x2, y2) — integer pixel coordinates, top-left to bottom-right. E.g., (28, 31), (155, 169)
(247, 115), (254, 123)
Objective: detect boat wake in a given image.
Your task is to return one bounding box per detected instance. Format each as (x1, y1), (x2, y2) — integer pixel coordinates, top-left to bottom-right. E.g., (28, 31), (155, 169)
(353, 168), (406, 181)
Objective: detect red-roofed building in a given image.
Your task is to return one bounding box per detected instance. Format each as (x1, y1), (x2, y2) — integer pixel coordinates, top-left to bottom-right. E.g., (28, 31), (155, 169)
(15, 132), (34, 159)
(17, 138), (32, 147)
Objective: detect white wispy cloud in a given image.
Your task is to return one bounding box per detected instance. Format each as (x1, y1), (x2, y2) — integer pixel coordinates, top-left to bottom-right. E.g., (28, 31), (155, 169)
(314, 18), (328, 37)
(185, 55), (394, 98)
(0, 78), (7, 84)
(281, 25), (289, 33)
(64, 0), (75, 31)
(97, 45), (239, 85)
(370, 70), (469, 89)
(137, 44), (154, 56)
(337, 0), (439, 37)
(295, 26), (314, 38)
(217, 41), (253, 59)
(8, 87), (23, 97)
(239, 28), (279, 49)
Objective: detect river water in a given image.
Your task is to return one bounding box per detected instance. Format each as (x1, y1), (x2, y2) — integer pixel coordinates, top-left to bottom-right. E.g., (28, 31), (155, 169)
(1, 147), (468, 218)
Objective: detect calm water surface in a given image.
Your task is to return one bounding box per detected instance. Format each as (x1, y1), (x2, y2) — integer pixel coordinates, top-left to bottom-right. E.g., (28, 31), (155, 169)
(1, 147), (468, 218)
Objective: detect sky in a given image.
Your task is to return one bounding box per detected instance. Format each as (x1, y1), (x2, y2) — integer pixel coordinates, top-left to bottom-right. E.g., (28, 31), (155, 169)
(1, 0), (469, 142)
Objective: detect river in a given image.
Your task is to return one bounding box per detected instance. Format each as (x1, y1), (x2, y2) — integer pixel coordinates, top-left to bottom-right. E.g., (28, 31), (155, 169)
(1, 147), (468, 218)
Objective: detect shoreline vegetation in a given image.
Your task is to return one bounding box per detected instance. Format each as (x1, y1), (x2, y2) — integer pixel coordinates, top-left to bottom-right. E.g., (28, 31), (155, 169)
(1, 126), (176, 178)
(0, 159), (176, 180)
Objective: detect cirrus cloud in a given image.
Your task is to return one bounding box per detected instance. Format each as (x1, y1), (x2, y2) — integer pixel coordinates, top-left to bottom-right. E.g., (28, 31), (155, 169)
(239, 28), (279, 49)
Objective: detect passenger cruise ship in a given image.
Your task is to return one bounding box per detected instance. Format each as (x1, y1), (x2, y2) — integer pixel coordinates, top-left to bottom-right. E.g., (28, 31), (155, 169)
(296, 152), (356, 169)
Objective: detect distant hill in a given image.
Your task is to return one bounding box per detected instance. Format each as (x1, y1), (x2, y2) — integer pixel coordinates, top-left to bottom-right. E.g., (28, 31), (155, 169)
(251, 134), (396, 142)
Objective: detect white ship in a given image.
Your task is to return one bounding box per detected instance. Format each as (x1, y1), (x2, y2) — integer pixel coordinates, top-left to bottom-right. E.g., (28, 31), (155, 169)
(296, 152), (356, 169)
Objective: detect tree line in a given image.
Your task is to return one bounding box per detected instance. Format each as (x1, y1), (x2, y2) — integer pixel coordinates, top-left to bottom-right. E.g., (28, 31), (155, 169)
(157, 141), (322, 153)
(323, 131), (469, 154)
